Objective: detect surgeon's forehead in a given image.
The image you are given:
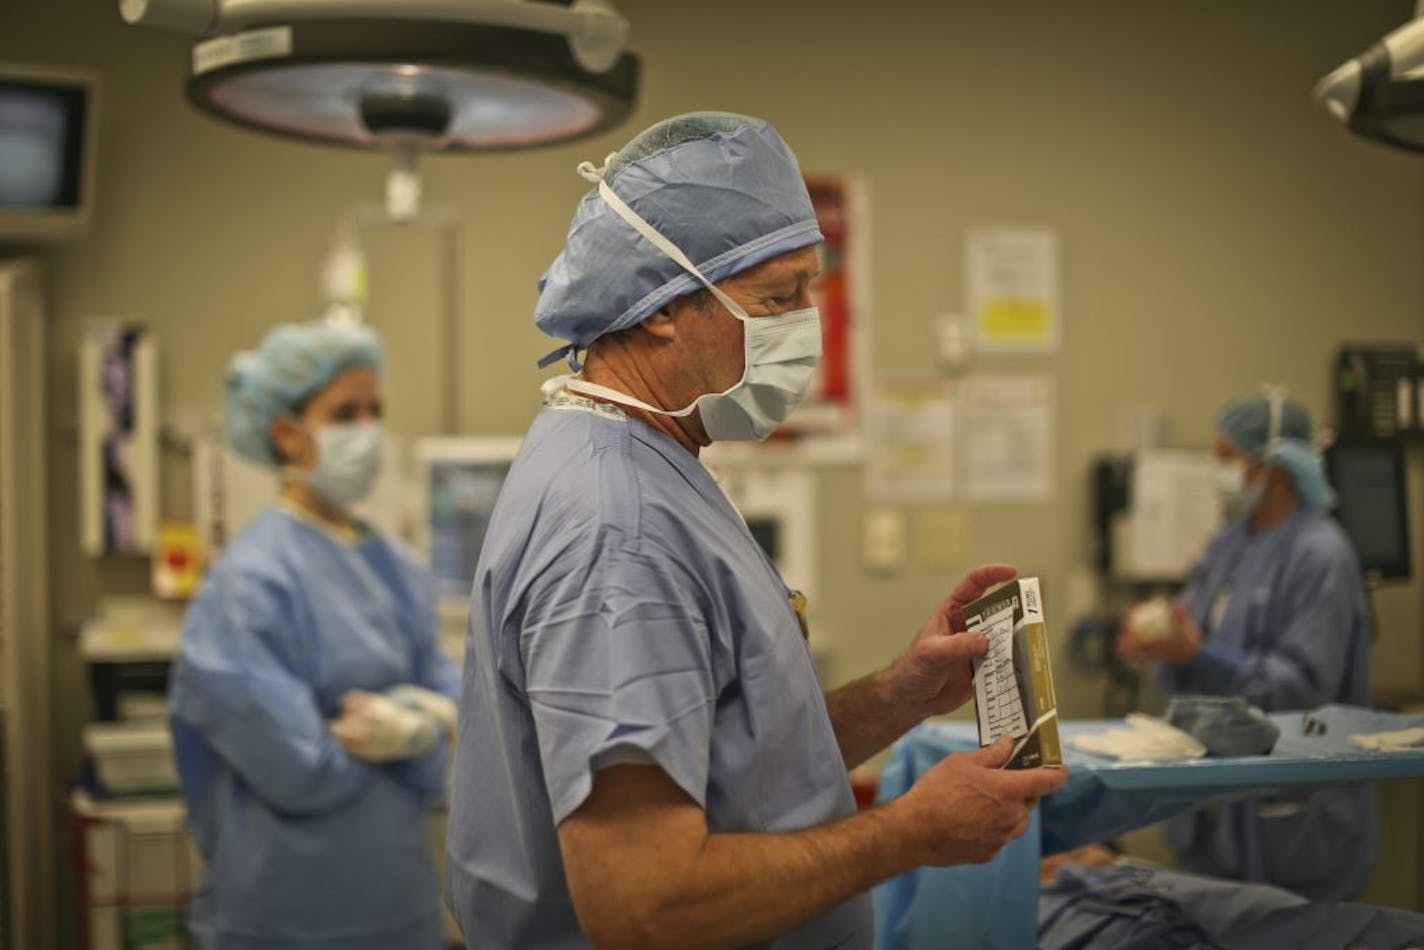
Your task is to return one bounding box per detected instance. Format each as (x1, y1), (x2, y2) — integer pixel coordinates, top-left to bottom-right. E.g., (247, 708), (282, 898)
(734, 246), (823, 288)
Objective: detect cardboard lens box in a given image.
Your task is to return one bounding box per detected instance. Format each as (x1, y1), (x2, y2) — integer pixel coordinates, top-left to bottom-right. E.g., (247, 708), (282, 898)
(963, 576), (1062, 769)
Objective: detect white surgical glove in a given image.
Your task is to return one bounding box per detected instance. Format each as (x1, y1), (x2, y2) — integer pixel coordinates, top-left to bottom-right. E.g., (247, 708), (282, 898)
(1348, 727), (1424, 752)
(1068, 714), (1207, 761)
(330, 690), (440, 762)
(386, 684), (457, 737)
(1126, 597), (1174, 642)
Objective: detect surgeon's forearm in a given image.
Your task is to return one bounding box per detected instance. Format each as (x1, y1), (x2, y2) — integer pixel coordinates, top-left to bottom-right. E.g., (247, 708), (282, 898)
(1238, 650), (1330, 711)
(173, 683), (375, 816)
(629, 811), (905, 948)
(560, 765), (914, 949)
(222, 730), (374, 816)
(824, 671), (920, 770)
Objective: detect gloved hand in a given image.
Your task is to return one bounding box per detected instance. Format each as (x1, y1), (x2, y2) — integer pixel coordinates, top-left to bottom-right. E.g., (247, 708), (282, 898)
(1117, 601), (1202, 663)
(385, 684), (457, 738)
(329, 690), (441, 762)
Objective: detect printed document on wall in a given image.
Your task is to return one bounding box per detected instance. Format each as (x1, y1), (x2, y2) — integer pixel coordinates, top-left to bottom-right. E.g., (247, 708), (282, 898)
(865, 379), (956, 503)
(967, 226), (1060, 353)
(966, 374), (1055, 501)
(1123, 449), (1220, 580)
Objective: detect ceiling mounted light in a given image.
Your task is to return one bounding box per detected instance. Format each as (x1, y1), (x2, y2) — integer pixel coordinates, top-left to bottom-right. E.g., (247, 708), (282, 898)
(1314, 5), (1424, 154)
(122, 0), (638, 150)
(122, 1), (639, 217)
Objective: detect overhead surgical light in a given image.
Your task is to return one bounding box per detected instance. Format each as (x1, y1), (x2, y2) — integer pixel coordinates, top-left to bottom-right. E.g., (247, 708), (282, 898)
(1314, 3), (1424, 154)
(121, 0), (640, 217)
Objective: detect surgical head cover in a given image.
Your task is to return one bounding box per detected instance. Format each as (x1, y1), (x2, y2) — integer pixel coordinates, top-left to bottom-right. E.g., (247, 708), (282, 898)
(225, 320), (383, 465)
(1216, 391), (1335, 511)
(534, 111), (824, 364)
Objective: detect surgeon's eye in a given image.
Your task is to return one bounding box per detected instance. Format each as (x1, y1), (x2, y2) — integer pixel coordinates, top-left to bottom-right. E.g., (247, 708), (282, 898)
(331, 401), (359, 423)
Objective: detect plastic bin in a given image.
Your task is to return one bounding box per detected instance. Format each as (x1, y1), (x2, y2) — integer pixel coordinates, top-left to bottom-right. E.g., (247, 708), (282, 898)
(73, 792), (202, 950)
(82, 723), (178, 796)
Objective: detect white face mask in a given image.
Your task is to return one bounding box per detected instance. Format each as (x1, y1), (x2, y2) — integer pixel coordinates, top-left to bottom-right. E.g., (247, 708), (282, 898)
(560, 159), (822, 442)
(697, 306), (821, 441)
(1215, 386), (1287, 522)
(565, 305), (822, 442)
(1215, 461), (1262, 521)
(297, 421), (384, 509)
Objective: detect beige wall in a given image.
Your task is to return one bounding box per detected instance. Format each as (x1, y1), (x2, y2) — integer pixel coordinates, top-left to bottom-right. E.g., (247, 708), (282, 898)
(4, 0), (1423, 935)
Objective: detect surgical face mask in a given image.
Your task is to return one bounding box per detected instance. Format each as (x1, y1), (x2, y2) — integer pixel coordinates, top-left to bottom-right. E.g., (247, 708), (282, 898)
(1215, 461), (1262, 521)
(567, 305), (822, 442)
(1216, 384), (1291, 522)
(560, 156), (822, 442)
(298, 421), (384, 509)
(699, 307), (821, 440)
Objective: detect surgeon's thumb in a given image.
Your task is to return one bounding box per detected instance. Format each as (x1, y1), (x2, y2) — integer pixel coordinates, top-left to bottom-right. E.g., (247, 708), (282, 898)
(920, 630), (989, 666)
(964, 735), (1015, 769)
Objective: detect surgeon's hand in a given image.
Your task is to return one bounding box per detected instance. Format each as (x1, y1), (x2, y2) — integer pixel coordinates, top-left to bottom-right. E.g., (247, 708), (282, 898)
(892, 736), (1068, 867)
(329, 690), (440, 762)
(885, 564), (1017, 719)
(386, 684), (457, 736)
(1117, 602), (1202, 663)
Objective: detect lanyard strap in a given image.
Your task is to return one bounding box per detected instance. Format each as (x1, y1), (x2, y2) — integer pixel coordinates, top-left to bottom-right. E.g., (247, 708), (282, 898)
(561, 374), (699, 419)
(1262, 384), (1286, 459)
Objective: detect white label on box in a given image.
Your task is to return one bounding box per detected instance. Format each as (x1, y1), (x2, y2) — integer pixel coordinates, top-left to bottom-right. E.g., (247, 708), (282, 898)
(974, 604), (1029, 741)
(1020, 576), (1043, 624)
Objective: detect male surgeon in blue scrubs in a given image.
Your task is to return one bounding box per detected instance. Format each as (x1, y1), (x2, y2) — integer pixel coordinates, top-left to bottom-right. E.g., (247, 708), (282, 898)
(1119, 390), (1375, 900)
(445, 112), (1067, 949)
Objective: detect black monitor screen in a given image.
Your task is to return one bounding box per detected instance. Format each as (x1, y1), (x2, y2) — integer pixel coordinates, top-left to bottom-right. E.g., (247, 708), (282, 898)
(1327, 442), (1410, 580)
(0, 80), (88, 209)
(427, 459), (510, 602)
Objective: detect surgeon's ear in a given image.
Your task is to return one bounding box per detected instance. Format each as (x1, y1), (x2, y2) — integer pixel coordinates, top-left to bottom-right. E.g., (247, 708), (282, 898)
(639, 308), (679, 343)
(1265, 463), (1292, 492)
(269, 415), (314, 467)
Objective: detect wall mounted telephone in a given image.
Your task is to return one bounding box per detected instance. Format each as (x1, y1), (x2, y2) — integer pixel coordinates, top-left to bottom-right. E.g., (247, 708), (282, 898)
(1336, 343), (1424, 441)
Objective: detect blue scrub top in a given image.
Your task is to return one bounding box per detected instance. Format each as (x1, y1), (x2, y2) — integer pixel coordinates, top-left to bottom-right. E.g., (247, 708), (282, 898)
(1159, 508), (1376, 899)
(170, 507), (458, 950)
(446, 397), (873, 949)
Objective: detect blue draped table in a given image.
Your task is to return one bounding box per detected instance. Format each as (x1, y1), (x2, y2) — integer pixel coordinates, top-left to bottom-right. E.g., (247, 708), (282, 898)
(873, 704), (1424, 950)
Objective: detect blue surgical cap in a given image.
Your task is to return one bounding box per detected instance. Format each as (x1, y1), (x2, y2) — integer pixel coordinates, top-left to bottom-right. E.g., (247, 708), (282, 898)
(1216, 393), (1335, 511)
(225, 321), (383, 465)
(534, 111), (824, 365)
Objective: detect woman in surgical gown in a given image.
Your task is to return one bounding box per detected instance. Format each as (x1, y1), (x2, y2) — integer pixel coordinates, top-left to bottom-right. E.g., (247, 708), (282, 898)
(1119, 392), (1374, 900)
(169, 321), (458, 950)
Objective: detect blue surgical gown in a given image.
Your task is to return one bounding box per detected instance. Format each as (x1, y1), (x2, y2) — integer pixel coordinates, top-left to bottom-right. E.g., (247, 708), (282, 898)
(169, 507), (458, 950)
(445, 400), (874, 949)
(1158, 508), (1376, 900)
